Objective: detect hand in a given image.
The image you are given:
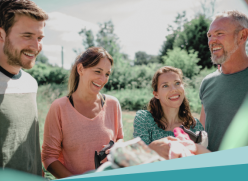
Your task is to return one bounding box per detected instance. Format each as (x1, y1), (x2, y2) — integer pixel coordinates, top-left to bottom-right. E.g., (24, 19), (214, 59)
(148, 137), (178, 159)
(168, 141), (194, 159)
(195, 143), (211, 155)
(100, 145), (111, 164)
(169, 139), (210, 156)
(102, 145), (111, 154)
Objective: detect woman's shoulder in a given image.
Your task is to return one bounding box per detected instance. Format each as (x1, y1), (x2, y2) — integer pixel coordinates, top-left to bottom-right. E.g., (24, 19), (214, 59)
(104, 94), (118, 101)
(134, 110), (154, 123)
(104, 94), (120, 105)
(190, 118), (204, 132)
(136, 110), (152, 116)
(50, 96), (69, 108)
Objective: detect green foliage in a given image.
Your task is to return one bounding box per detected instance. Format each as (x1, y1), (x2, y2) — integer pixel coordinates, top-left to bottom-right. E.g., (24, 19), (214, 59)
(78, 28), (95, 49)
(25, 62), (69, 85)
(104, 63), (160, 90)
(184, 67), (217, 113)
(174, 14), (212, 69)
(185, 86), (202, 114)
(104, 88), (153, 111)
(162, 47), (201, 79)
(159, 12), (212, 69)
(159, 11), (188, 63)
(36, 51), (49, 64)
(134, 51), (159, 65)
(96, 21), (120, 55)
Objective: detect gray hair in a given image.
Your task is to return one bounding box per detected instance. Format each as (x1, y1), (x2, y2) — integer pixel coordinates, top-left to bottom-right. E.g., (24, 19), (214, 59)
(214, 10), (248, 30)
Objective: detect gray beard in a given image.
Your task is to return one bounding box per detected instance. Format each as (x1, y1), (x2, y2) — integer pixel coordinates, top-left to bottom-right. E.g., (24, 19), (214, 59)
(210, 36), (239, 65)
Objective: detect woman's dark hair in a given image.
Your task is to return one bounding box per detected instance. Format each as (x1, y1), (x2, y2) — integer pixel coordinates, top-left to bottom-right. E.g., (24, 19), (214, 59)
(68, 47), (113, 96)
(147, 66), (196, 129)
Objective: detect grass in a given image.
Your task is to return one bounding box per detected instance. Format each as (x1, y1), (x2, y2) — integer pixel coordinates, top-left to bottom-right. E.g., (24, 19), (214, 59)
(122, 111), (136, 141)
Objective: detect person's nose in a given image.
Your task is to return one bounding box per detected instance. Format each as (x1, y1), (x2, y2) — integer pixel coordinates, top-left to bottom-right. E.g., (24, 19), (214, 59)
(170, 85), (177, 92)
(29, 38), (42, 52)
(208, 35), (217, 47)
(100, 74), (108, 84)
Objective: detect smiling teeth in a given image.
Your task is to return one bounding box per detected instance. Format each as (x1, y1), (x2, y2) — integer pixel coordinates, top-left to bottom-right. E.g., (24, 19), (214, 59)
(93, 82), (101, 87)
(169, 95), (179, 99)
(23, 52), (34, 57)
(213, 47), (222, 51)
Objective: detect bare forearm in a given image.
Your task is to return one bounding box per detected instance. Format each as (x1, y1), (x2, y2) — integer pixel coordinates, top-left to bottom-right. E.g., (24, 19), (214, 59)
(148, 138), (172, 160)
(195, 144), (211, 155)
(47, 161), (73, 179)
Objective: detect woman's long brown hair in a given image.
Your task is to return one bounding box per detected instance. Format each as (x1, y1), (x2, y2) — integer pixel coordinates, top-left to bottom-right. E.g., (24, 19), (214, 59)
(147, 66), (196, 130)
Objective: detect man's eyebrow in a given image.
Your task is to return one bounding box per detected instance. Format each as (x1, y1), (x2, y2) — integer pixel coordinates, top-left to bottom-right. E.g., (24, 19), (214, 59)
(20, 32), (35, 35)
(20, 32), (45, 37)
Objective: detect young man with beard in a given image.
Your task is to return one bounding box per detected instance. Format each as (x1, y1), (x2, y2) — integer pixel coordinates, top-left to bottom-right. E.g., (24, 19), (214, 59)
(0, 0), (48, 175)
(199, 10), (248, 152)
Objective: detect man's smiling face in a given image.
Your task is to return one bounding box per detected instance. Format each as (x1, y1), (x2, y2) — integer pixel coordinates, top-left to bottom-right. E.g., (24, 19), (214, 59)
(3, 15), (45, 69)
(207, 17), (240, 65)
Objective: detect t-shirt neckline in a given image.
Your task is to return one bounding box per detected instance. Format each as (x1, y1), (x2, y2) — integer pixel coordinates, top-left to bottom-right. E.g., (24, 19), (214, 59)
(67, 96), (106, 121)
(0, 66), (22, 79)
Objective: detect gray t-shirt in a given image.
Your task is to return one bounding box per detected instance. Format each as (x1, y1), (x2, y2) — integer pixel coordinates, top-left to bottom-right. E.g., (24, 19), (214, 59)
(0, 68), (42, 176)
(200, 67), (248, 151)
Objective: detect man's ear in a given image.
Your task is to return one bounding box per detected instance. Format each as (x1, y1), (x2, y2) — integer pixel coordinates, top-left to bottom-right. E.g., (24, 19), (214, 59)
(77, 63), (84, 76)
(238, 28), (248, 44)
(0, 27), (6, 43)
(153, 91), (159, 99)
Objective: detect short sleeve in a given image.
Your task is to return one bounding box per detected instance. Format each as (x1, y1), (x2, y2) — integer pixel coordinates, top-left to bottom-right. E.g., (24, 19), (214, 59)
(133, 110), (152, 145)
(41, 100), (63, 169)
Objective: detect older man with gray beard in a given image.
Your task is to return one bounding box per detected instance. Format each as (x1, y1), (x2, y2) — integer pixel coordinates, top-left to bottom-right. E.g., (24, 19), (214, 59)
(199, 10), (248, 152)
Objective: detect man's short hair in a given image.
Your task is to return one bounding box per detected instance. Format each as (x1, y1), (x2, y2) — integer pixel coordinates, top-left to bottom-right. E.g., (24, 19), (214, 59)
(214, 10), (248, 31)
(0, 0), (48, 35)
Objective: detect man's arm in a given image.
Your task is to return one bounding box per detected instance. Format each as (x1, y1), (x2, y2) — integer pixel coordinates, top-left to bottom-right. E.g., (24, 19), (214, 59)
(199, 105), (206, 129)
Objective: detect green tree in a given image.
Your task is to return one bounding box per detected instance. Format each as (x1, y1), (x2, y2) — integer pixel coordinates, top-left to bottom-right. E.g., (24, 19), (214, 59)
(163, 47), (201, 79)
(78, 28), (95, 49)
(159, 11), (188, 63)
(134, 51), (159, 65)
(96, 21), (123, 60)
(174, 14), (212, 69)
(25, 62), (69, 85)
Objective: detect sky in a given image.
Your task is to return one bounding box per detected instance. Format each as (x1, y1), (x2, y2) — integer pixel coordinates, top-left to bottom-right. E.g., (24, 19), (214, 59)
(32, 0), (248, 69)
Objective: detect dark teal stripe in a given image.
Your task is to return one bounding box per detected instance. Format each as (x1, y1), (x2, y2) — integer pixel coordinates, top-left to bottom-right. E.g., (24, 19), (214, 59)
(62, 163), (248, 181)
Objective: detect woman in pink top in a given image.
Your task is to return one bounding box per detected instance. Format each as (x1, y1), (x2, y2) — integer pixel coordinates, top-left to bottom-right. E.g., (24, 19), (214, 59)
(41, 47), (124, 178)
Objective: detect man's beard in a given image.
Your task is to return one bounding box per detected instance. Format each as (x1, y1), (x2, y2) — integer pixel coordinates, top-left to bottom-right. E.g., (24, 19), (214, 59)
(3, 37), (39, 69)
(210, 36), (239, 65)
